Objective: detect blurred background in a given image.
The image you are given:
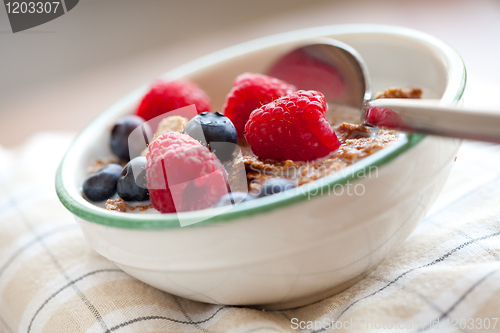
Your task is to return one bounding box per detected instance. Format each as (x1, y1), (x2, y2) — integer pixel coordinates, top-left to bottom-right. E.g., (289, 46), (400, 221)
(1, 0), (499, 148)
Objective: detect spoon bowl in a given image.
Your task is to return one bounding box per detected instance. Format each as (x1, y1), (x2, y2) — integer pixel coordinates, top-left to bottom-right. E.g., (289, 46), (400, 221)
(267, 38), (372, 109)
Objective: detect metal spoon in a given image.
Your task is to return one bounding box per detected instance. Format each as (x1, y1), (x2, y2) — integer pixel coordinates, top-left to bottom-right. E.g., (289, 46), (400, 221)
(267, 40), (500, 143)
(267, 39), (372, 110)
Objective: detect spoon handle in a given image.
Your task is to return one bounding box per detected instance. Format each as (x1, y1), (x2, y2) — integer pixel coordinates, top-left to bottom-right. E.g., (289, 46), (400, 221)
(365, 99), (500, 143)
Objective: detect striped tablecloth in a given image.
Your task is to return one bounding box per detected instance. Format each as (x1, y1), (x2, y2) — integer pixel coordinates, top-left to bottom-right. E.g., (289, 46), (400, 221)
(0, 132), (499, 333)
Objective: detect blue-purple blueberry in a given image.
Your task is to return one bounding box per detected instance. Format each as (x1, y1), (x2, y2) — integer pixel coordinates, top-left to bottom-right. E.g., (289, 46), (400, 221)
(257, 178), (295, 198)
(110, 115), (152, 161)
(184, 111), (238, 163)
(82, 164), (123, 202)
(117, 156), (149, 202)
(213, 192), (255, 207)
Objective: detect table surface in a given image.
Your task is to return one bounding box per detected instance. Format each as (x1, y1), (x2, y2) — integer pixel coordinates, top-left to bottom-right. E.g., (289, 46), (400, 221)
(1, 0), (500, 148)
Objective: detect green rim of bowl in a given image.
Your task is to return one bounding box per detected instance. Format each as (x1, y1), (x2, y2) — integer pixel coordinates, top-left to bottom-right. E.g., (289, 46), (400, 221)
(55, 24), (467, 230)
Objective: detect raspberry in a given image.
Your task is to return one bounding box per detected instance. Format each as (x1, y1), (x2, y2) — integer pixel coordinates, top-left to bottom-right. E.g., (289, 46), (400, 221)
(137, 80), (211, 121)
(222, 73), (296, 139)
(244, 90), (340, 161)
(146, 132), (227, 213)
(364, 106), (411, 130)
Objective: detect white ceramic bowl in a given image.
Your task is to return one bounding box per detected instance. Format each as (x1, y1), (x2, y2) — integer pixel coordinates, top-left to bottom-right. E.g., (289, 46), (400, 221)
(56, 25), (466, 309)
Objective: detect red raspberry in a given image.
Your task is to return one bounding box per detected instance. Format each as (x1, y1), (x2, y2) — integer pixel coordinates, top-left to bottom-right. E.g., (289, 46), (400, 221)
(222, 73), (296, 139)
(137, 80), (211, 121)
(244, 90), (340, 161)
(364, 106), (411, 130)
(146, 132), (227, 213)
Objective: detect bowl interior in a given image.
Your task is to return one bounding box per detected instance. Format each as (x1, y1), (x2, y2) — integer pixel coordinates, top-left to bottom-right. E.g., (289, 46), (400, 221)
(56, 25), (466, 229)
(180, 31), (455, 109)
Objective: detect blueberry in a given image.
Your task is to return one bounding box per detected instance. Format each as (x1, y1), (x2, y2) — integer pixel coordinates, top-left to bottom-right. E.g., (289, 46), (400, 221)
(213, 192), (255, 207)
(82, 164), (123, 202)
(117, 156), (149, 202)
(110, 115), (152, 161)
(258, 178), (295, 198)
(184, 111), (238, 163)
